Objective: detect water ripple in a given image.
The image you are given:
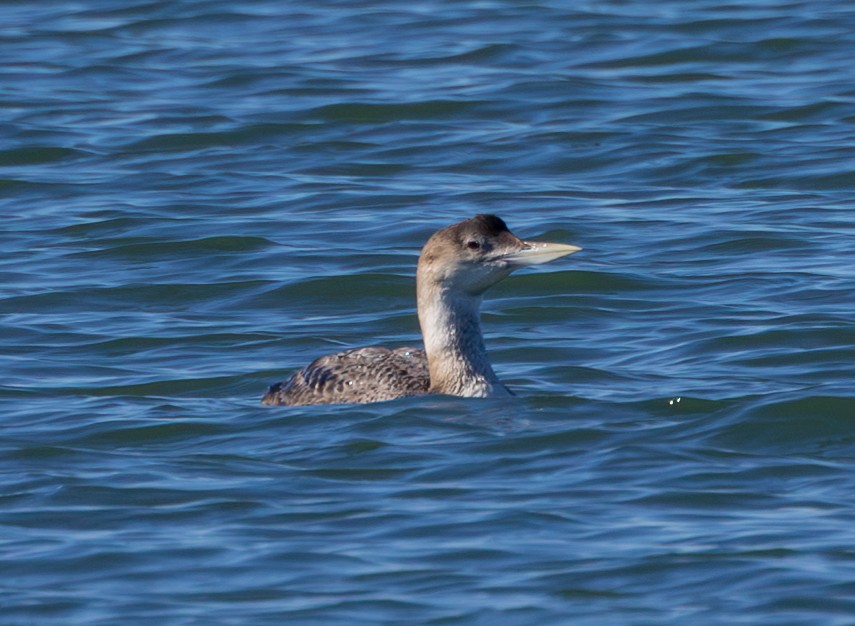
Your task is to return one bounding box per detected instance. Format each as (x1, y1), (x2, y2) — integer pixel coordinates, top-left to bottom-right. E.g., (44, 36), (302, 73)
(3, 1), (855, 624)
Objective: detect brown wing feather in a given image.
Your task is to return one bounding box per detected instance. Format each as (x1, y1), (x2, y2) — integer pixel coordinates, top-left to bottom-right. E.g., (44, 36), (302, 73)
(262, 346), (429, 406)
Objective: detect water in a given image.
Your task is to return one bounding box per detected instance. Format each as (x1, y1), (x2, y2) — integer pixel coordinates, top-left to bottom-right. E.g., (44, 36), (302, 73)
(2, 1), (854, 624)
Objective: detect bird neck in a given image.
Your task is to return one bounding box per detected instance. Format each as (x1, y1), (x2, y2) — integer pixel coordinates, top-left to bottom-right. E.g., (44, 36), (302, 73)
(417, 282), (508, 398)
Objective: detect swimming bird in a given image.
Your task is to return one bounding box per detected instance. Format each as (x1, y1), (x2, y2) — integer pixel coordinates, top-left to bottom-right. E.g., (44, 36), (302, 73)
(262, 214), (580, 406)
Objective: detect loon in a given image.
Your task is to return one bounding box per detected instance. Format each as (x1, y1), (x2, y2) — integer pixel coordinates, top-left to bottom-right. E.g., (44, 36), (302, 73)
(262, 214), (581, 406)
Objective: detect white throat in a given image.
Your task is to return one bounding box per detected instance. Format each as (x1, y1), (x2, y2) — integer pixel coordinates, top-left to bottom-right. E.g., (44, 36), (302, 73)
(417, 283), (510, 398)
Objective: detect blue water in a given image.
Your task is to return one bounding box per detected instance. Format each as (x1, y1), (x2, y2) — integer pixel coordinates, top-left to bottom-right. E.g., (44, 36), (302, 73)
(2, 1), (855, 624)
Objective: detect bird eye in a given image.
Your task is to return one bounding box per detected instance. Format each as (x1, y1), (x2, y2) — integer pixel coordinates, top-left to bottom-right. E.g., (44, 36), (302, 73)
(466, 240), (480, 250)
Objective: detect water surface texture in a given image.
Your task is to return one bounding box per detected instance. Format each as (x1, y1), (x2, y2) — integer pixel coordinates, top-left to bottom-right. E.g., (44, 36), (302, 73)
(3, 1), (855, 624)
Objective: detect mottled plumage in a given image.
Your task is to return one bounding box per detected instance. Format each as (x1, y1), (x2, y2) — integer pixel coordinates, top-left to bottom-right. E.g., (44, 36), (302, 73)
(263, 214), (581, 406)
(262, 346), (429, 406)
